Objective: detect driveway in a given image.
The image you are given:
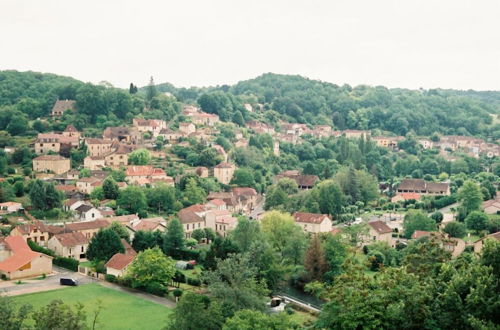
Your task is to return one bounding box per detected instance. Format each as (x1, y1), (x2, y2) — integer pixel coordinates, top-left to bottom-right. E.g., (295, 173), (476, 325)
(1, 266), (97, 297)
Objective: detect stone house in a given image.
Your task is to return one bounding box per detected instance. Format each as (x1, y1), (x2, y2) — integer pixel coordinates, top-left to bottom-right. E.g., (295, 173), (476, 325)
(158, 128), (182, 143)
(64, 220), (110, 240)
(85, 139), (114, 157)
(48, 232), (89, 261)
(132, 118), (167, 137)
(205, 210), (237, 237)
(125, 166), (167, 185)
(34, 133), (79, 155)
(178, 204), (208, 238)
(102, 126), (141, 144)
(76, 177), (102, 195)
(179, 122), (196, 135)
(10, 221), (51, 247)
(366, 221), (394, 246)
(275, 170), (318, 190)
(195, 166), (209, 178)
(0, 236), (53, 280)
(33, 155), (71, 175)
(396, 179), (450, 196)
(84, 156), (106, 170)
(63, 199), (85, 212)
(189, 112), (220, 126)
(343, 130), (370, 139)
(293, 212), (333, 234)
(245, 121), (275, 135)
(474, 231), (500, 253)
(213, 162), (236, 185)
(51, 99), (76, 117)
(232, 187), (258, 212)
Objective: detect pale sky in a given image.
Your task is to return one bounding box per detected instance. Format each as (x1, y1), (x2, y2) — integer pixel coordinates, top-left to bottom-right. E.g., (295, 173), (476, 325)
(1, 0), (499, 90)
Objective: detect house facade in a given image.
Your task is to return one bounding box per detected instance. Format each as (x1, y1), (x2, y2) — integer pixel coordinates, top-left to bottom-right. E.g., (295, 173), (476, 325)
(48, 232), (89, 261)
(33, 155), (71, 174)
(293, 212), (333, 233)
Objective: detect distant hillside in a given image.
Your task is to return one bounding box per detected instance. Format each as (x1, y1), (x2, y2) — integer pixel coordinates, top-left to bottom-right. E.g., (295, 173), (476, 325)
(150, 73), (499, 138)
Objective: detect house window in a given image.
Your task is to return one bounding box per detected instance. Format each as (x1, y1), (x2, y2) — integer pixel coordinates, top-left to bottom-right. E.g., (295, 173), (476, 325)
(81, 246), (84, 252)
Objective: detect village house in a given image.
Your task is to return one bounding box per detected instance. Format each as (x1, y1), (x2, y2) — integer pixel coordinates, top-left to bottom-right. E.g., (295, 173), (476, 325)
(0, 236), (53, 280)
(76, 177), (102, 195)
(275, 170), (318, 190)
(281, 123), (308, 136)
(10, 221), (51, 247)
(232, 187), (258, 212)
(473, 231), (500, 253)
(189, 112), (220, 126)
(293, 212), (333, 234)
(34, 131), (79, 155)
(64, 220), (110, 240)
(207, 192), (242, 213)
(246, 121), (275, 135)
(102, 126), (141, 144)
(51, 99), (76, 117)
(33, 155), (71, 175)
(343, 130), (371, 139)
(366, 221), (394, 246)
(372, 136), (402, 150)
(56, 185), (82, 199)
(178, 204), (208, 238)
(206, 199), (227, 211)
(85, 138), (114, 157)
(205, 210), (237, 237)
(483, 196), (500, 214)
(63, 199), (85, 212)
(158, 128), (182, 143)
(182, 105), (201, 116)
(0, 201), (23, 214)
(132, 118), (167, 137)
(125, 165), (168, 185)
(179, 122), (196, 135)
(396, 179), (450, 196)
(105, 253), (135, 277)
(74, 204), (103, 222)
(213, 162), (236, 185)
(391, 192), (421, 203)
(417, 138), (433, 150)
(48, 232), (89, 261)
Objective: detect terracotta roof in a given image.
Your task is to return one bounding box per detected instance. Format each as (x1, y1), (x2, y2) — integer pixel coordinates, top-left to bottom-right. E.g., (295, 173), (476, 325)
(132, 220), (165, 232)
(64, 124), (78, 132)
(33, 155), (69, 161)
(105, 253), (135, 270)
(178, 204), (206, 224)
(0, 236), (43, 272)
(293, 212), (331, 224)
(53, 232), (88, 247)
(395, 193), (421, 201)
(232, 187), (257, 196)
(0, 201), (22, 207)
(56, 185), (78, 192)
(65, 220), (109, 232)
(126, 166), (154, 176)
(296, 175), (318, 188)
(398, 179), (449, 194)
(368, 221), (392, 234)
(121, 239), (137, 256)
(207, 199), (226, 207)
(63, 198), (81, 207)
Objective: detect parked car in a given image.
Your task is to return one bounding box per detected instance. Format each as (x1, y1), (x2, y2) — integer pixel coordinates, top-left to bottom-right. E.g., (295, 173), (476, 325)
(60, 278), (78, 286)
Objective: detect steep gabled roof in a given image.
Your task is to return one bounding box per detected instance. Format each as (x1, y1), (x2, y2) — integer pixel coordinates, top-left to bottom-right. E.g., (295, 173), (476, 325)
(293, 212), (330, 224)
(368, 221), (392, 234)
(105, 253), (135, 270)
(53, 232), (88, 247)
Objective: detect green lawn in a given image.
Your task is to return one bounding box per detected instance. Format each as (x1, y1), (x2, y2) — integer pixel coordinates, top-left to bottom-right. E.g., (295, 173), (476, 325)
(13, 283), (171, 330)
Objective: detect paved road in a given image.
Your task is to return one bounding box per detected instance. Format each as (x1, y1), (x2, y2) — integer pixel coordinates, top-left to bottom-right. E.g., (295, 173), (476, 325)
(250, 197), (265, 220)
(0, 266), (97, 296)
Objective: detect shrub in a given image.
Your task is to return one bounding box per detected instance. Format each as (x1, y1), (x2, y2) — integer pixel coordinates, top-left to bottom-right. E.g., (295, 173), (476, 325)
(173, 270), (186, 284)
(173, 288), (183, 298)
(186, 278), (201, 286)
(54, 256), (79, 271)
(105, 274), (117, 283)
(145, 282), (168, 296)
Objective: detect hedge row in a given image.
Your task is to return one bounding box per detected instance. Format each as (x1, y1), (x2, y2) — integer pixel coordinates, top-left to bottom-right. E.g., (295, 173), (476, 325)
(28, 241), (79, 271)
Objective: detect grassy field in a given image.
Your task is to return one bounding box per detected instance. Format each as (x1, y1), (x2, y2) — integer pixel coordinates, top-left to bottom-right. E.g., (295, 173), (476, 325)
(13, 283), (171, 330)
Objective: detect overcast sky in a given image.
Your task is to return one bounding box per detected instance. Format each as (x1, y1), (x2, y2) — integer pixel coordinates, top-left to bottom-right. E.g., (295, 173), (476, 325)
(1, 0), (499, 90)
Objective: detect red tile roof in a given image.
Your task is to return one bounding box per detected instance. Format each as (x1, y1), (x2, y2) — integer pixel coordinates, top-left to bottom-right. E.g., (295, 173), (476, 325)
(65, 220), (109, 232)
(0, 236), (44, 272)
(33, 155), (69, 161)
(232, 187), (257, 196)
(126, 166), (154, 176)
(368, 221), (392, 234)
(105, 253), (135, 270)
(293, 212), (331, 224)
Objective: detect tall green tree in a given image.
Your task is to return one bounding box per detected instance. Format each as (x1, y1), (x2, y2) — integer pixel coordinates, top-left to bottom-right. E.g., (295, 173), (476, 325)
(86, 228), (124, 262)
(165, 293), (224, 330)
(304, 235), (328, 282)
(465, 211), (488, 234)
(403, 210), (437, 239)
(128, 148), (151, 165)
(126, 247), (175, 290)
(163, 218), (184, 257)
(31, 300), (87, 330)
(102, 176), (119, 200)
(29, 180), (63, 211)
(458, 180), (483, 216)
(117, 186), (147, 215)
